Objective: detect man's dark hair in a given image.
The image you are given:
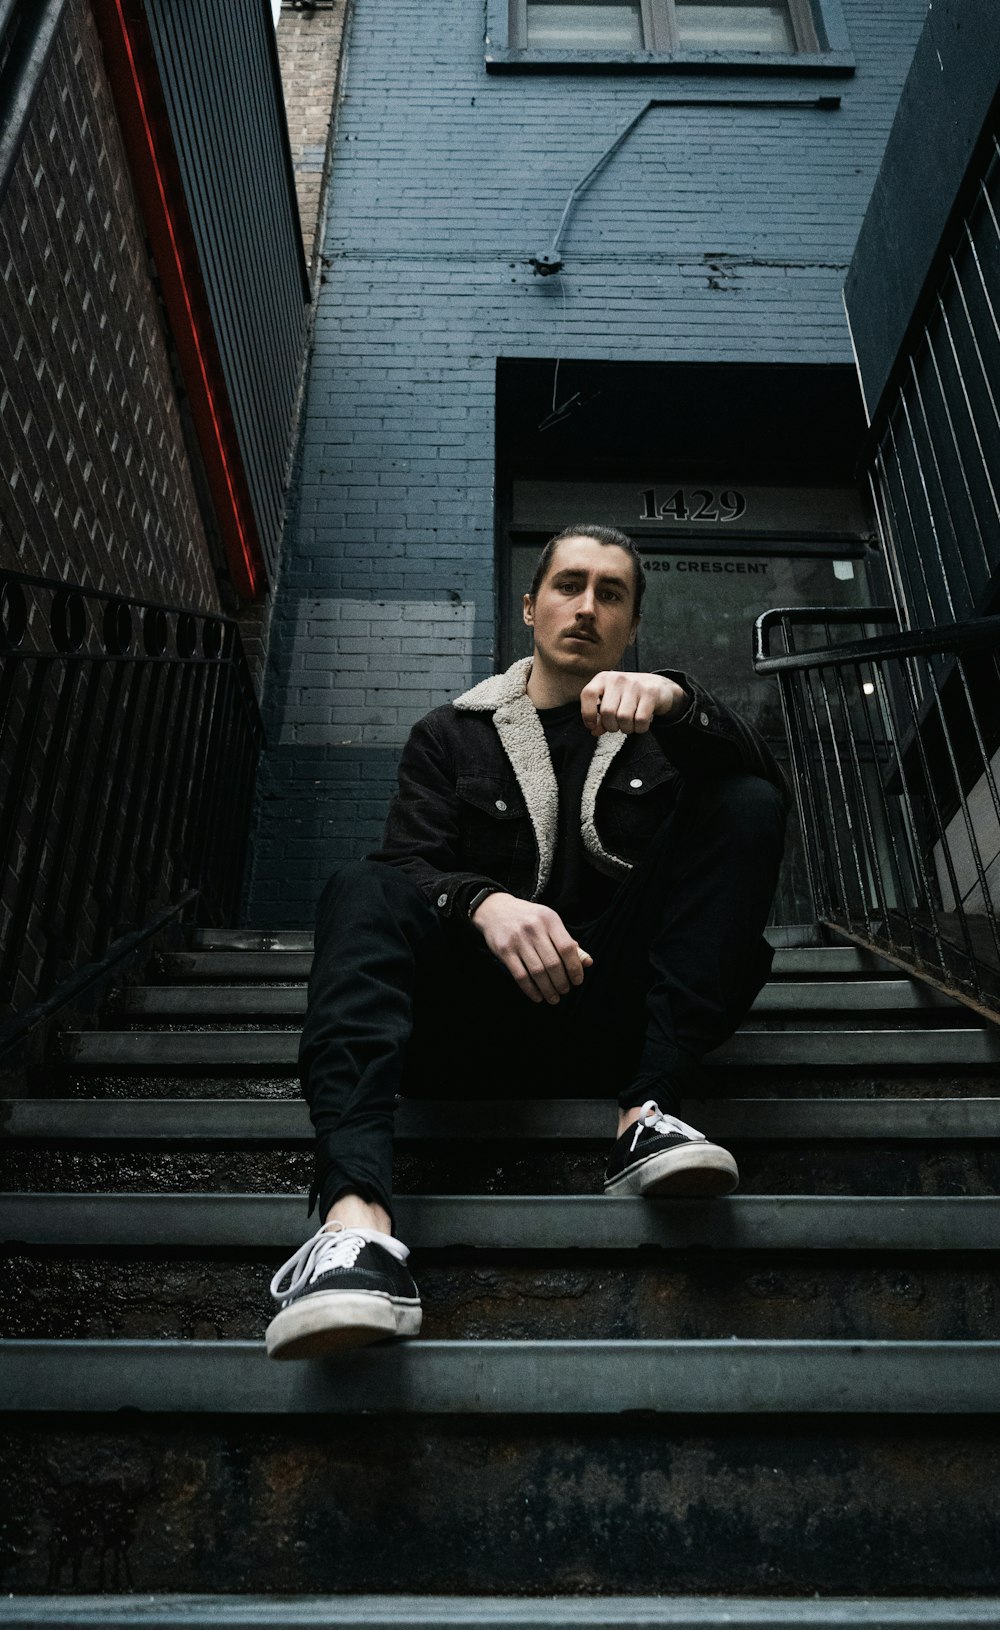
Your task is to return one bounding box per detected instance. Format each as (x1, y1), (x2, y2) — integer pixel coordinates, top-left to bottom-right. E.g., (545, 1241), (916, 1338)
(529, 523), (645, 616)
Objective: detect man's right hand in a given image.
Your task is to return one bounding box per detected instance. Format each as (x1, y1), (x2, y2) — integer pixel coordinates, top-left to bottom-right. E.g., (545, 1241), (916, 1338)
(470, 893), (592, 1004)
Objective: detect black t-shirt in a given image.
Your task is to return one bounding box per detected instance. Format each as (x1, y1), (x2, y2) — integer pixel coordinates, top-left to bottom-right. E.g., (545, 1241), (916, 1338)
(536, 699), (622, 927)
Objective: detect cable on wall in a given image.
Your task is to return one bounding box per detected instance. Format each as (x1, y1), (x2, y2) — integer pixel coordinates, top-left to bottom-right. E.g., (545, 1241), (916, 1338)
(529, 91), (841, 274)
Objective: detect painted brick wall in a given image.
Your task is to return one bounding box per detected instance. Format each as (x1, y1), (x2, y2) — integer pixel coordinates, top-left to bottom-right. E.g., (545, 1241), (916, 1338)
(246, 0), (930, 926)
(0, 0), (220, 612)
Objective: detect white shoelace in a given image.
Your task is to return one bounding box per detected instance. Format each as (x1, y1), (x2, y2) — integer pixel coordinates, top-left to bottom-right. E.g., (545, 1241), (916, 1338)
(630, 1100), (707, 1153)
(269, 1221), (410, 1306)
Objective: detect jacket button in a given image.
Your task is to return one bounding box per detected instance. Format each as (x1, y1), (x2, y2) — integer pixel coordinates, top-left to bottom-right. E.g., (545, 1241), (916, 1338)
(699, 711), (710, 727)
(629, 778), (643, 789)
(437, 893), (448, 908)
(495, 799), (507, 812)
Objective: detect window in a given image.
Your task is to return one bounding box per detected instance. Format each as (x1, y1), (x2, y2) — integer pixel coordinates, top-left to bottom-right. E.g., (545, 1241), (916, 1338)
(516, 0), (817, 53)
(525, 2), (644, 48)
(675, 0), (800, 52)
(489, 0), (859, 67)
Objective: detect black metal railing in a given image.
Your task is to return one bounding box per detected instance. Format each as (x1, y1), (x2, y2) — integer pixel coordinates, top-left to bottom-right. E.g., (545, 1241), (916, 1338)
(858, 134), (1000, 638)
(0, 572), (263, 1046)
(754, 605), (1000, 1019)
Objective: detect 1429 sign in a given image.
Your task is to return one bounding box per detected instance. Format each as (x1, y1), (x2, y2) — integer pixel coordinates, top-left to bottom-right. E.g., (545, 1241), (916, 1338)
(639, 488), (747, 523)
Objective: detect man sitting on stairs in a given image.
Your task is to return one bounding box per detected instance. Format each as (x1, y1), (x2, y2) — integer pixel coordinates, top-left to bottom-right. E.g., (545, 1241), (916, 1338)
(266, 524), (788, 1360)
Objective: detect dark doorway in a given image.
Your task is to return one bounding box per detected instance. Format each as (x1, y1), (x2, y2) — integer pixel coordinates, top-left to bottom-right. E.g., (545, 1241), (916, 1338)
(495, 360), (880, 929)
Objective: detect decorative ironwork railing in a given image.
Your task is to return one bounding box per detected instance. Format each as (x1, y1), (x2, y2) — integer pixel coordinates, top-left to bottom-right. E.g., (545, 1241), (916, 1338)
(754, 605), (1000, 1020)
(0, 572), (263, 1046)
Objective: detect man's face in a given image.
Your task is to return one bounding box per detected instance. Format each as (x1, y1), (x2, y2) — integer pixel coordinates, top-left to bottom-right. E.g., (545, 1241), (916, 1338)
(523, 536), (639, 680)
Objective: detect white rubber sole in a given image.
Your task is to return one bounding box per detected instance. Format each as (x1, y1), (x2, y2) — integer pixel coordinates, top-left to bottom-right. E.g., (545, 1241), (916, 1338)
(265, 1290), (423, 1361)
(603, 1140), (740, 1199)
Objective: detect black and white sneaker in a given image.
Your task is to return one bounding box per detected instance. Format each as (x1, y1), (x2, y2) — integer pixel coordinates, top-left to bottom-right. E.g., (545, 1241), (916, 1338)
(603, 1100), (739, 1198)
(265, 1220), (422, 1360)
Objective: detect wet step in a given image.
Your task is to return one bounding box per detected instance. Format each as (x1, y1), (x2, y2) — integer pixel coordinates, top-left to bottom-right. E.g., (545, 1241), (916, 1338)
(3, 1597), (1000, 1630)
(3, 1335), (999, 1413)
(5, 1096), (998, 1140)
(6, 1192), (1000, 1250)
(57, 1029), (1000, 1070)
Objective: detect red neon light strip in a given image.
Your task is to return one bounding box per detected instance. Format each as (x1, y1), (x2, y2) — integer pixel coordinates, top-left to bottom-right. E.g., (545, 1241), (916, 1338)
(112, 0), (257, 593)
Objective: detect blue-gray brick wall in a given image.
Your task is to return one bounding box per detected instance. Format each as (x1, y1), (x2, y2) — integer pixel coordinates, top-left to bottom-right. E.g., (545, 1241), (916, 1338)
(246, 0), (929, 926)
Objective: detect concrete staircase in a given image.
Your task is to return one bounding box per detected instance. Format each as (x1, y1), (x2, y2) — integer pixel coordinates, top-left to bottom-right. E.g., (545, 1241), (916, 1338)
(2, 929), (1000, 1620)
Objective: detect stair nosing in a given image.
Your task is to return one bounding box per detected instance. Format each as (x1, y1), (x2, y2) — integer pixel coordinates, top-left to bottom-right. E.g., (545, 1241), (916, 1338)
(58, 1028), (1000, 1070)
(2, 1336), (999, 1415)
(4, 1096), (998, 1141)
(0, 1595), (997, 1628)
(5, 1192), (999, 1251)
(161, 947), (906, 980)
(117, 980), (962, 1015)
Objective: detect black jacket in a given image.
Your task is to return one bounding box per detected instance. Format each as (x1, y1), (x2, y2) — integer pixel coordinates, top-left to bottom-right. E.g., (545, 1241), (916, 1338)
(368, 657), (787, 926)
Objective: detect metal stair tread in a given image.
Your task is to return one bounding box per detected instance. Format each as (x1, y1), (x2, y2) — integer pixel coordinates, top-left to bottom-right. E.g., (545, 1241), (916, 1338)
(161, 946), (905, 980)
(118, 980), (962, 1015)
(4, 1096), (998, 1140)
(192, 930), (317, 951)
(59, 1028), (1000, 1068)
(6, 1192), (999, 1250)
(187, 932), (902, 972)
(2, 1336), (999, 1414)
(1, 1596), (998, 1628)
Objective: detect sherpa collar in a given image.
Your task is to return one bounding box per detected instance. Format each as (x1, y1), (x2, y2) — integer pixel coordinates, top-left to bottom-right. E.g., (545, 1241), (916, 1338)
(453, 657), (630, 895)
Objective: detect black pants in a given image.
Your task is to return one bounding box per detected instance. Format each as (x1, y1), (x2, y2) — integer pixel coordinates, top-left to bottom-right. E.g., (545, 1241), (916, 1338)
(300, 772), (786, 1227)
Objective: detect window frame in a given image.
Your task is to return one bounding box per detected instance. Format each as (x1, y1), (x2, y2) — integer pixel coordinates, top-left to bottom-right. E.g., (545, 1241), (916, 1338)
(512, 0), (819, 54)
(488, 0), (854, 73)
(513, 0), (654, 52)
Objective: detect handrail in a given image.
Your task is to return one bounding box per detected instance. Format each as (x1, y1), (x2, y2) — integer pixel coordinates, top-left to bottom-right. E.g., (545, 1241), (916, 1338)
(0, 568), (231, 620)
(752, 604), (1000, 1019)
(753, 605), (898, 665)
(754, 606), (1000, 673)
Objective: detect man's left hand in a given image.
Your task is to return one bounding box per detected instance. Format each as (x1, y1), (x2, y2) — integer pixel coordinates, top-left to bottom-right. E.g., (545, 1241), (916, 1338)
(580, 672), (689, 737)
